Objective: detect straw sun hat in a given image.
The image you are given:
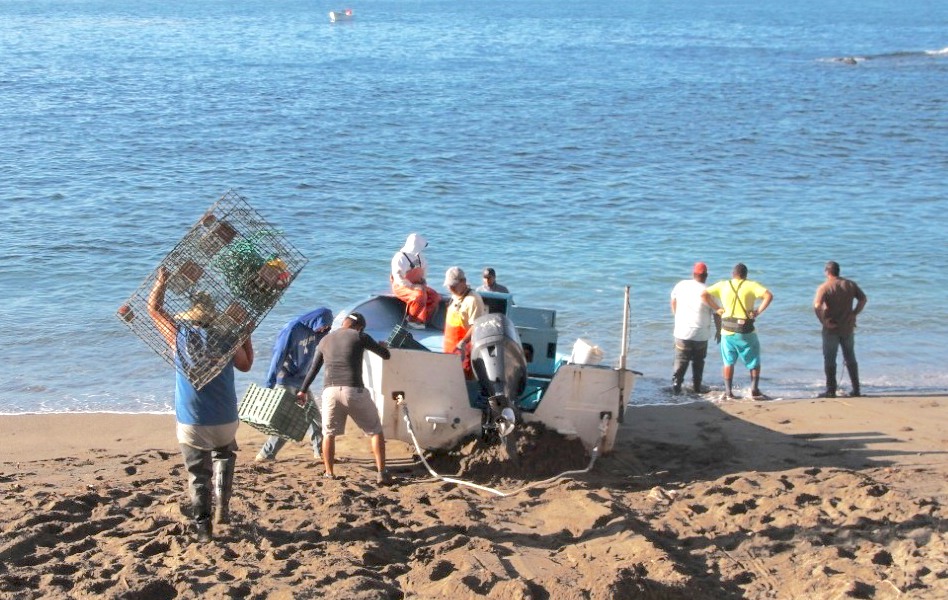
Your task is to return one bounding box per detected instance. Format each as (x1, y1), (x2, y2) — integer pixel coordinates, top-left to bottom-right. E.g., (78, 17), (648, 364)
(174, 292), (217, 325)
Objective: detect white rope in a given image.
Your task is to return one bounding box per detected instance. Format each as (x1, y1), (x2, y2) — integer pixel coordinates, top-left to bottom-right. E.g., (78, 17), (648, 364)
(396, 397), (611, 498)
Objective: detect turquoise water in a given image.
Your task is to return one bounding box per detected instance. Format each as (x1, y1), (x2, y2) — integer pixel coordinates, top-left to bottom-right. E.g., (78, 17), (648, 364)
(1, 0), (947, 413)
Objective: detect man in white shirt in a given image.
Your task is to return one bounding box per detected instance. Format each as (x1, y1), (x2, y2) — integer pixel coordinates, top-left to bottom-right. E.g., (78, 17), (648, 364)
(670, 262), (720, 394)
(390, 233), (440, 329)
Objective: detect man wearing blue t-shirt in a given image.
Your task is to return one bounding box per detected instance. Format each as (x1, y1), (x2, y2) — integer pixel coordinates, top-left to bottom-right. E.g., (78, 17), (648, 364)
(148, 267), (254, 542)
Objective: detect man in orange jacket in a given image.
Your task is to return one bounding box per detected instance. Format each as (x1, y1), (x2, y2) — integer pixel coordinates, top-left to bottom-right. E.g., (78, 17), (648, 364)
(390, 233), (440, 329)
(442, 266), (486, 378)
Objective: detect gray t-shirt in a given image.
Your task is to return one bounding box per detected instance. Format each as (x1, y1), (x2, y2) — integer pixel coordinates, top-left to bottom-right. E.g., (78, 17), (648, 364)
(300, 328), (390, 390)
(477, 283), (509, 294)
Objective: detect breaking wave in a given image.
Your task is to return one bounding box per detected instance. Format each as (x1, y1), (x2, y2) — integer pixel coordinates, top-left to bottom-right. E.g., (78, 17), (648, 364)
(823, 46), (948, 65)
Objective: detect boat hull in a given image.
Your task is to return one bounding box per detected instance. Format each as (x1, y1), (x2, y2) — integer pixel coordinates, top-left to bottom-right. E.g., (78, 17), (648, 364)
(329, 10), (353, 23)
(363, 350), (635, 454)
(343, 291), (636, 455)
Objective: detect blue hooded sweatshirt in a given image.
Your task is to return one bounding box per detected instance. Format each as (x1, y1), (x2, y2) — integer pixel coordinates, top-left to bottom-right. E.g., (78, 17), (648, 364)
(265, 308), (333, 389)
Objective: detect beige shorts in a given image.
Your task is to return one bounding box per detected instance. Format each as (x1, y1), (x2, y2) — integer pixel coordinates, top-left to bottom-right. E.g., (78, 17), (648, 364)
(321, 386), (383, 437)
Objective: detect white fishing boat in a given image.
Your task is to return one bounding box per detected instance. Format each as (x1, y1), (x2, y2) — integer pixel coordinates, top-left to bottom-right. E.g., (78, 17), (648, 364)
(329, 8), (353, 23)
(341, 289), (638, 460)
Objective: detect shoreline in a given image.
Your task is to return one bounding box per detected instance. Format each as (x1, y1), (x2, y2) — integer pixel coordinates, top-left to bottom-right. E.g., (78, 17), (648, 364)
(1, 395), (945, 598)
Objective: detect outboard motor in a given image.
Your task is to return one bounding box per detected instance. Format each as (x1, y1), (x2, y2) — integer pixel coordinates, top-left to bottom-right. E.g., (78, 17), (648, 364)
(468, 313), (527, 438)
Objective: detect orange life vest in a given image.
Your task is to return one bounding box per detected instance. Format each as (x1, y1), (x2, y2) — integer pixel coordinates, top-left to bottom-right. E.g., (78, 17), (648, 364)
(444, 292), (474, 377)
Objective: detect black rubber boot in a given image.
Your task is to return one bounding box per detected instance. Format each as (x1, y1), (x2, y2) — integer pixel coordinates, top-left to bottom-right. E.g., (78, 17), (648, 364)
(181, 444), (213, 541)
(191, 483), (213, 542)
(195, 517), (213, 542)
(213, 451), (236, 525)
(692, 360), (705, 393)
(671, 343), (688, 394)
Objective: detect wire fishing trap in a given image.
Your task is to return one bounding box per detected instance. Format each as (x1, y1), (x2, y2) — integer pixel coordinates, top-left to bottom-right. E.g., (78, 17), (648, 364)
(116, 190), (309, 389)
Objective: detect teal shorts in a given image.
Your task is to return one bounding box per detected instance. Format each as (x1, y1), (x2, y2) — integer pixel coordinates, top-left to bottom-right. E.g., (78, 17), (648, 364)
(720, 332), (761, 370)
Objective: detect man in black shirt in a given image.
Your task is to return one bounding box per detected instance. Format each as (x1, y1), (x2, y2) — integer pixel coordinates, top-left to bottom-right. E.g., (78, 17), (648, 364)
(298, 312), (392, 483)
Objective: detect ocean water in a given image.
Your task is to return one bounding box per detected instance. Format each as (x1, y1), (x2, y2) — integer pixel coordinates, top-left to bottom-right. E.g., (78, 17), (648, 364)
(1, 0), (946, 414)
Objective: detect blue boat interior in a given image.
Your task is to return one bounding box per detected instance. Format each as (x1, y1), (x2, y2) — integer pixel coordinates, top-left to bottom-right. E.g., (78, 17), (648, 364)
(354, 291), (559, 413)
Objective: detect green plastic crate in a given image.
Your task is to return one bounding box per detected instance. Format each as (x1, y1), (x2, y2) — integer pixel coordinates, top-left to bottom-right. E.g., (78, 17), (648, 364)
(387, 323), (429, 351)
(238, 383), (315, 441)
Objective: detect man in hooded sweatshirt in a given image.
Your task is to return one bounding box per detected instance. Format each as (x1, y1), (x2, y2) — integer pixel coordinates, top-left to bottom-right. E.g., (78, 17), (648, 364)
(254, 307), (333, 462)
(391, 233), (441, 329)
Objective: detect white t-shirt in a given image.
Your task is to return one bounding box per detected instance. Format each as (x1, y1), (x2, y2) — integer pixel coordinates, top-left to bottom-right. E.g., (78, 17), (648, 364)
(670, 279), (714, 342)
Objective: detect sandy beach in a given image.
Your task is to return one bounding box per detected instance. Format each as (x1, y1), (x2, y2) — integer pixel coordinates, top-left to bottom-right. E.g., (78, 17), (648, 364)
(0, 395), (945, 599)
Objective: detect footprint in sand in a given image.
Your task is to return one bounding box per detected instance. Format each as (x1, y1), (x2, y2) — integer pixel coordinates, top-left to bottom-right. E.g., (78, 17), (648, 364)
(861, 482), (889, 497)
(845, 581), (876, 599)
(137, 539), (171, 558)
(430, 560), (456, 581)
(704, 485), (737, 496)
(727, 499), (757, 515)
(836, 546), (857, 559)
(794, 493), (821, 506)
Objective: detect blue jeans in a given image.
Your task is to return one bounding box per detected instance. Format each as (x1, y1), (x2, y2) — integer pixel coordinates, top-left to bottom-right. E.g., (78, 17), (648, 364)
(822, 330), (856, 392)
(257, 387), (323, 459)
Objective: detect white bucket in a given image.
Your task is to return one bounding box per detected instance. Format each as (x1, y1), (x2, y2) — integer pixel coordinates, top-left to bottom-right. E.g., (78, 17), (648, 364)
(570, 338), (604, 365)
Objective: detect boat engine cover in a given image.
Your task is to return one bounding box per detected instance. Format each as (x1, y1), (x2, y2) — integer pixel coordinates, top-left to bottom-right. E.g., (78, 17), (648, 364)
(469, 313), (527, 403)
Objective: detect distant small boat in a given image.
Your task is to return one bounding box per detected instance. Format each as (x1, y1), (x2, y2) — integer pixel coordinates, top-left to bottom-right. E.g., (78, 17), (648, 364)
(329, 9), (353, 23)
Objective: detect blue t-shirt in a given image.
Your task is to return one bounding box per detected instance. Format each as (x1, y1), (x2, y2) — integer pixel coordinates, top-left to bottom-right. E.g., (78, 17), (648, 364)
(174, 364), (237, 426)
(174, 327), (238, 426)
